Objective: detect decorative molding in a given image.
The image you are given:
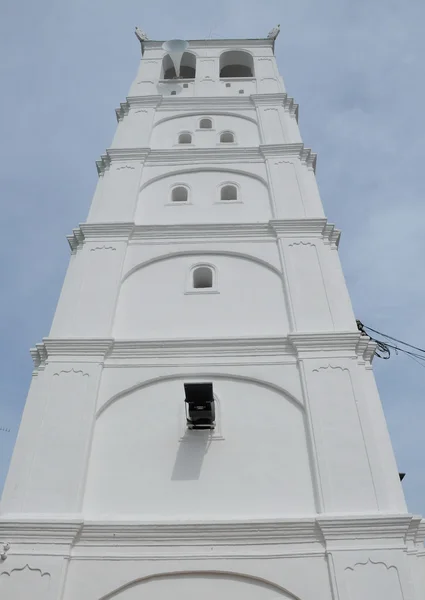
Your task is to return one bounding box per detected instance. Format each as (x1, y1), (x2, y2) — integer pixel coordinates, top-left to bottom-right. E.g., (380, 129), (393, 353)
(312, 364), (348, 373)
(30, 339), (113, 369)
(66, 227), (85, 252)
(108, 336), (294, 360)
(260, 143), (316, 170)
(345, 558), (396, 572)
(0, 563), (50, 578)
(115, 95), (161, 122)
(0, 542), (10, 561)
(30, 342), (48, 370)
(356, 336), (378, 365)
(252, 93), (298, 119)
(270, 219), (340, 246)
(114, 102), (129, 121)
(147, 146), (262, 165)
(96, 148), (149, 175)
(0, 518), (83, 544)
(65, 219), (341, 253)
(89, 245), (117, 252)
(30, 332), (380, 367)
(53, 368), (89, 377)
(131, 222), (271, 242)
(96, 142), (318, 174)
(289, 332), (362, 358)
(318, 515), (413, 544)
(142, 38), (274, 50)
(66, 222), (133, 252)
(0, 515), (419, 552)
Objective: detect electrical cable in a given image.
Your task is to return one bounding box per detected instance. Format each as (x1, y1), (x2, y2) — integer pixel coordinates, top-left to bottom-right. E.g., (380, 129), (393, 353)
(357, 320), (425, 363)
(360, 324), (425, 355)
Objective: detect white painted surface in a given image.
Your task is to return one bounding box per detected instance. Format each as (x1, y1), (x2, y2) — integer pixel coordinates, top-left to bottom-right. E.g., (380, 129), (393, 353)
(1, 35), (423, 600)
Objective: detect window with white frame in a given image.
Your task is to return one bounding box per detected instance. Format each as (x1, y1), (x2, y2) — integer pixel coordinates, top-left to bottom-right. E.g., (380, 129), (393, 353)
(220, 131), (235, 143)
(220, 184), (238, 201)
(178, 132), (192, 144)
(199, 118), (213, 129)
(171, 186), (189, 202)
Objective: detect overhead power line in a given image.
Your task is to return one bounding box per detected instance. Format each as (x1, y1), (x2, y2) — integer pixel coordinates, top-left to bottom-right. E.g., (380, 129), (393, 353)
(357, 320), (425, 365)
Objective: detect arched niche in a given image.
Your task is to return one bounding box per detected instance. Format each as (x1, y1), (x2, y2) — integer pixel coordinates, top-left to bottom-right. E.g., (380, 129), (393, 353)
(99, 571), (302, 600)
(162, 52), (196, 79)
(84, 374), (315, 519)
(150, 112), (260, 148)
(136, 169), (271, 224)
(113, 253), (287, 339)
(220, 50), (254, 78)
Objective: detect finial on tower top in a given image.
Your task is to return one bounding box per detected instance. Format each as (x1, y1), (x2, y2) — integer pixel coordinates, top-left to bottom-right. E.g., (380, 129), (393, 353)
(267, 24), (281, 40)
(135, 27), (149, 42)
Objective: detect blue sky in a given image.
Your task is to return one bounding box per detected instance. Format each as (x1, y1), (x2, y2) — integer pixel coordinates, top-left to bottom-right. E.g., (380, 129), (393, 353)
(1, 0), (424, 514)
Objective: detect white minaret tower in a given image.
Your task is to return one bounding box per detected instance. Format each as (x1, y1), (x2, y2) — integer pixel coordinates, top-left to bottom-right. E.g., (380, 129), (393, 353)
(1, 30), (424, 600)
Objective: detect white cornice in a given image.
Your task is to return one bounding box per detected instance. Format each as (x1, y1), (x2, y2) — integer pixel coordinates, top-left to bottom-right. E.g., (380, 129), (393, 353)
(67, 223), (134, 253)
(66, 219), (341, 252)
(0, 517), (83, 544)
(96, 148), (150, 175)
(159, 95), (254, 111)
(317, 515), (414, 546)
(289, 332), (362, 358)
(109, 336), (294, 360)
(118, 93), (298, 118)
(252, 93), (298, 118)
(143, 38), (275, 50)
(270, 219), (340, 246)
(146, 147), (263, 165)
(96, 143), (317, 174)
(1, 515), (421, 550)
(31, 331), (377, 368)
(260, 143), (317, 170)
(116, 96), (162, 121)
(131, 222), (272, 242)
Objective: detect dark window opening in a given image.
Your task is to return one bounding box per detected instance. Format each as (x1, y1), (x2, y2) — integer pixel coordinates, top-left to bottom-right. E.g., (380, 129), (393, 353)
(220, 185), (238, 201)
(193, 266), (213, 288)
(200, 118), (212, 129)
(171, 90), (177, 95)
(220, 50), (254, 78)
(172, 186), (188, 202)
(178, 133), (192, 144)
(220, 131), (234, 143)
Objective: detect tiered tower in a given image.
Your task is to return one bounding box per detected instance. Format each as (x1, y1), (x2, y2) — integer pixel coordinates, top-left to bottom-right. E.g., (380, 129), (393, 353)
(1, 32), (424, 600)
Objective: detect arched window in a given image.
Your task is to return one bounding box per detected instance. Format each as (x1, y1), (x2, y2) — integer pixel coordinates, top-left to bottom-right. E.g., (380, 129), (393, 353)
(178, 132), (192, 144)
(199, 118), (213, 129)
(220, 184), (238, 201)
(220, 51), (254, 78)
(171, 186), (189, 202)
(193, 266), (213, 289)
(162, 52), (196, 79)
(220, 131), (234, 143)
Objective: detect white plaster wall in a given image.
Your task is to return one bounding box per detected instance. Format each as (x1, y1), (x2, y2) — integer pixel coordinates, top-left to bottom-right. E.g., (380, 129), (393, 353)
(304, 361), (379, 513)
(113, 254), (288, 339)
(83, 376), (315, 518)
(111, 108), (156, 148)
(1, 361), (103, 515)
(50, 241), (127, 338)
(136, 170), (271, 225)
(63, 556), (330, 600)
(87, 163), (142, 223)
(281, 240), (335, 332)
(151, 113), (260, 148)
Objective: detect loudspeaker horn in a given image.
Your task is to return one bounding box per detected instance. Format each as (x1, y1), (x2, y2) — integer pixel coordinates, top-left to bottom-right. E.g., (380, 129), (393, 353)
(162, 39), (189, 78)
